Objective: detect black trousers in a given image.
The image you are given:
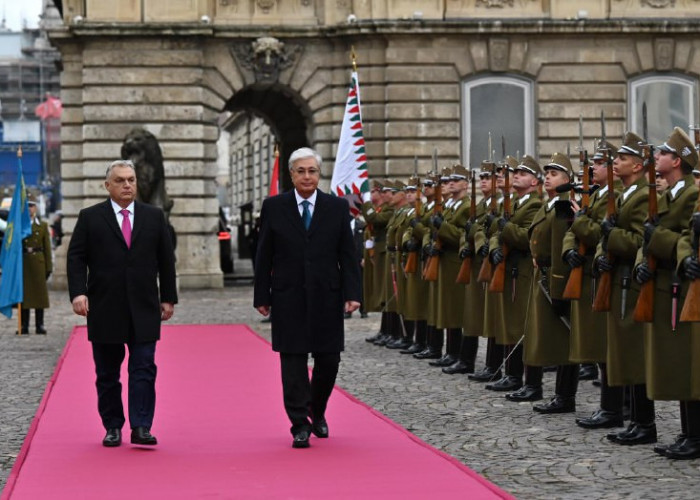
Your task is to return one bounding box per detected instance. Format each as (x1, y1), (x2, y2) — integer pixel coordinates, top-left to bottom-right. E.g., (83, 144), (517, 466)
(280, 352), (340, 435)
(91, 341), (157, 430)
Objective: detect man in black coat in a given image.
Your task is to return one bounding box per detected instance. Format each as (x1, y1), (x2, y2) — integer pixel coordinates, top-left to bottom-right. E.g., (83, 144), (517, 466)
(67, 160), (177, 447)
(254, 147), (361, 448)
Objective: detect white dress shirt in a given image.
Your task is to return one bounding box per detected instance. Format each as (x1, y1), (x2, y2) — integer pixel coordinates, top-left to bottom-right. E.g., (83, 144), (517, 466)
(294, 189), (317, 217)
(111, 199), (135, 229)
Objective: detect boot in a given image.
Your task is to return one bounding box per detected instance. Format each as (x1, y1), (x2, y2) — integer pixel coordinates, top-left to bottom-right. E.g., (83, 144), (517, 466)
(664, 401), (700, 459)
(578, 363), (598, 380)
(16, 308), (29, 335)
(401, 320), (426, 354)
(35, 309), (47, 334)
(469, 338), (502, 381)
(655, 401), (688, 455)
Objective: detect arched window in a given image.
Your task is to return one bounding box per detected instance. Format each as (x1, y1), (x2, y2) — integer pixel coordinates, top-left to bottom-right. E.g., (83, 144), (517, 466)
(629, 74), (698, 145)
(462, 75), (535, 168)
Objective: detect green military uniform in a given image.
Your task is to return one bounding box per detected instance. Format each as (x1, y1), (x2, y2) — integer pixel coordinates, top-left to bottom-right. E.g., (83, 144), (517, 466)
(387, 200), (410, 315)
(362, 222), (374, 314)
(640, 174), (697, 400)
(402, 200), (430, 322)
(22, 218), (52, 309)
(361, 199), (394, 311)
(461, 195), (489, 337)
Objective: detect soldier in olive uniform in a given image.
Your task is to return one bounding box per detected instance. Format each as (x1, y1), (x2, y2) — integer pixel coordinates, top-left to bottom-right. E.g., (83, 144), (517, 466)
(430, 165), (476, 372)
(468, 162), (506, 382)
(18, 197), (52, 335)
(360, 182), (383, 320)
(402, 176), (436, 355)
(596, 133), (656, 445)
(363, 181), (396, 344)
(519, 153), (577, 411)
(637, 128), (700, 459)
(564, 144), (626, 429)
(486, 156), (543, 393)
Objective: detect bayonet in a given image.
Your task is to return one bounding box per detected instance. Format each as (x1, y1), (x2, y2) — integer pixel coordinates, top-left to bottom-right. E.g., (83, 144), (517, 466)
(672, 280), (680, 332)
(600, 110), (607, 148)
(488, 132), (493, 162)
(413, 155), (418, 177)
(578, 115), (584, 153)
(621, 272), (630, 320)
(501, 135), (506, 163)
(642, 102), (649, 144)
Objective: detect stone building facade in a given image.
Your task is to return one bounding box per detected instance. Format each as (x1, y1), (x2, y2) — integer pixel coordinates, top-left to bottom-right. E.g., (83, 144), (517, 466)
(47, 0), (700, 288)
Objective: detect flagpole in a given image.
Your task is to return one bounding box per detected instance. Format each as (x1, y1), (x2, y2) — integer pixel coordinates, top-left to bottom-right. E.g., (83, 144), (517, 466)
(17, 146), (23, 335)
(350, 46), (357, 72)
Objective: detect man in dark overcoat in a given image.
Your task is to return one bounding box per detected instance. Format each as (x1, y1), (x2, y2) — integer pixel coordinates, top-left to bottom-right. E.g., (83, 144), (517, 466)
(67, 159), (177, 447)
(254, 147), (361, 449)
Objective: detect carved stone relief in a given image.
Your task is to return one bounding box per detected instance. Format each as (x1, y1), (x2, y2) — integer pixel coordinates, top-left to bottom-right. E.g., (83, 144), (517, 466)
(232, 37), (301, 84)
(654, 38), (674, 70)
(477, 0), (514, 7)
(257, 0), (276, 13)
(489, 39), (510, 71)
(642, 0), (675, 7)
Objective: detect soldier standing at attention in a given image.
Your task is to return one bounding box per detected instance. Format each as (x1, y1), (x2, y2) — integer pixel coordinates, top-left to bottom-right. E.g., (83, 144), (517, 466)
(17, 195), (52, 335)
(637, 128), (699, 459)
(596, 133), (655, 445)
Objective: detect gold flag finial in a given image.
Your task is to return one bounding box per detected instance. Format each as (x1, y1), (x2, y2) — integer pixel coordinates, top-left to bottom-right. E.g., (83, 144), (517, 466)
(17, 146), (23, 158)
(274, 143), (279, 157)
(350, 46), (357, 72)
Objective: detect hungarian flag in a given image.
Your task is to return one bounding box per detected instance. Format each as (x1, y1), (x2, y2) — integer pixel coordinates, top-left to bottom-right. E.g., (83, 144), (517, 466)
(331, 71), (370, 215)
(268, 147), (280, 197)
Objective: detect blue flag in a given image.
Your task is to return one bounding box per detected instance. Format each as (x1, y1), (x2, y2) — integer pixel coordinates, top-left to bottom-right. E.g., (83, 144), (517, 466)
(0, 157), (32, 318)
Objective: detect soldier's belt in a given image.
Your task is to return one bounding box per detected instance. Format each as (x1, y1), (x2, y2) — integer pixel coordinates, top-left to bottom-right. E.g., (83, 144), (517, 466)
(23, 247), (44, 254)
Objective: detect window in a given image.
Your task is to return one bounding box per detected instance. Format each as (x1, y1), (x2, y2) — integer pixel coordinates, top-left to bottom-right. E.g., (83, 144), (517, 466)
(462, 75), (535, 168)
(629, 75), (698, 146)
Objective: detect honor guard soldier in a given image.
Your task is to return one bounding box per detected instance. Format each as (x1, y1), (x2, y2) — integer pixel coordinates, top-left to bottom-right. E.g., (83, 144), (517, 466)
(564, 143), (626, 429)
(518, 153), (578, 411)
(639, 127), (700, 459)
(17, 194), (52, 335)
(596, 132), (657, 445)
(363, 180), (395, 344)
(486, 156), (543, 393)
(469, 160), (506, 382)
(432, 165), (477, 373)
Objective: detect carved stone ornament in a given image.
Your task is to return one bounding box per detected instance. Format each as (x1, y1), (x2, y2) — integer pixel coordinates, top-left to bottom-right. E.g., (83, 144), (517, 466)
(257, 0), (276, 13)
(301, 0), (312, 5)
(655, 39), (674, 71)
(232, 37), (301, 84)
(476, 0), (515, 7)
(641, 0), (675, 7)
(489, 39), (509, 72)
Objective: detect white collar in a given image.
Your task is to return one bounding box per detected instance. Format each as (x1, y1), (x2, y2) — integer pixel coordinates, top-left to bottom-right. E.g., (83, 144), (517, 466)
(621, 183), (638, 202)
(670, 179), (686, 199)
(518, 193), (531, 204)
(597, 185), (609, 198)
(111, 199), (134, 215)
(294, 189), (317, 206)
(547, 197), (558, 210)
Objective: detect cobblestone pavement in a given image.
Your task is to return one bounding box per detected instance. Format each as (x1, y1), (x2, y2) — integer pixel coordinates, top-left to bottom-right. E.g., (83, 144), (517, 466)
(2, 286), (700, 498)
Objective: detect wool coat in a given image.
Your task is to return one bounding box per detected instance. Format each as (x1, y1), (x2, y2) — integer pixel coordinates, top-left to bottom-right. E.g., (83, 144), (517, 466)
(22, 219), (52, 309)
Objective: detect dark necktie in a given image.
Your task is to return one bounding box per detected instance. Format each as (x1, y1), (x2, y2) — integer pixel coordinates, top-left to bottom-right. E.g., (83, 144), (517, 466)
(120, 209), (132, 248)
(301, 200), (312, 230)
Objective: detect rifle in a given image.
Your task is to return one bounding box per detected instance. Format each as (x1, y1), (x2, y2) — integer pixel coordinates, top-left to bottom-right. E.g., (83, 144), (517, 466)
(633, 103), (658, 322)
(404, 158), (422, 274)
(456, 170), (477, 284)
(680, 126), (700, 322)
(592, 111), (616, 311)
(489, 138), (510, 293)
(477, 171), (497, 282)
(423, 149), (442, 281)
(563, 115), (590, 299)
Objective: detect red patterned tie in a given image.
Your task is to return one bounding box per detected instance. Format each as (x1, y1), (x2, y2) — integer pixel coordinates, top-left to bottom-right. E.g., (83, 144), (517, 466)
(120, 209), (132, 248)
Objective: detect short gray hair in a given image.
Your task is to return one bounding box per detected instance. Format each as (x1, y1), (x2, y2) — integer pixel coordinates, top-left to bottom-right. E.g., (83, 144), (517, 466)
(106, 159), (136, 180)
(288, 147), (322, 171)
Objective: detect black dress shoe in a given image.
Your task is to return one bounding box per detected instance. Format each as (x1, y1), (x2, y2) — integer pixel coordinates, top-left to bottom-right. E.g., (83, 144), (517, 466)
(131, 427), (157, 445)
(429, 354), (457, 367)
(413, 348), (442, 360)
(664, 437), (700, 460)
(442, 360), (475, 375)
(485, 376), (522, 392)
(387, 338), (412, 350)
(505, 385), (543, 402)
(533, 396), (576, 414)
(311, 419), (329, 438)
(373, 334), (392, 346)
(400, 343), (425, 354)
(102, 428), (122, 447)
(15, 329), (29, 336)
(292, 430), (311, 448)
(360, 312), (369, 318)
(613, 423), (657, 446)
(591, 379), (602, 387)
(365, 332), (383, 343)
(578, 364), (598, 380)
(575, 409), (624, 429)
(35, 326), (47, 334)
(654, 434), (686, 455)
(468, 367), (502, 382)
(607, 423), (635, 442)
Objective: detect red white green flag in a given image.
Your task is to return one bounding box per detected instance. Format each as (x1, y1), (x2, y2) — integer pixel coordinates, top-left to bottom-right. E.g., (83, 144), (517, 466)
(331, 71), (370, 213)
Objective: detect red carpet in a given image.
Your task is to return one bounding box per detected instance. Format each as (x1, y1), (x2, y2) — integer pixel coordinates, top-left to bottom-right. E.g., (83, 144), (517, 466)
(2, 325), (510, 499)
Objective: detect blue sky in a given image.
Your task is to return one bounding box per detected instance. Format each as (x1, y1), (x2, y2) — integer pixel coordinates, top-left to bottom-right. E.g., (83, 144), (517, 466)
(1, 0), (42, 31)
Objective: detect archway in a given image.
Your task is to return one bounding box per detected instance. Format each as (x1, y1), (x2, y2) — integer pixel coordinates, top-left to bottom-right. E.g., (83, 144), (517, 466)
(225, 84), (313, 192)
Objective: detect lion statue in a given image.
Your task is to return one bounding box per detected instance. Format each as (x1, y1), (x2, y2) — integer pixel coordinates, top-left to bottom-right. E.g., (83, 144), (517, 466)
(121, 128), (176, 248)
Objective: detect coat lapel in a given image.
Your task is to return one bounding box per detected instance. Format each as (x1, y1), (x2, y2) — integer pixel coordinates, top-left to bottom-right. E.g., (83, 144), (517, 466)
(99, 199), (128, 248)
(283, 190), (307, 235)
(307, 190), (326, 235)
(130, 201), (144, 246)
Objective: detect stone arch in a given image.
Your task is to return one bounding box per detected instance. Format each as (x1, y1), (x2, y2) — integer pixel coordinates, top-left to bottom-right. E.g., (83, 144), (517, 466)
(225, 83), (314, 191)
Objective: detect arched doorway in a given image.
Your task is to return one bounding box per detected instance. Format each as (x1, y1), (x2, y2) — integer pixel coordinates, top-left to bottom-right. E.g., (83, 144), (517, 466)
(225, 84), (313, 194)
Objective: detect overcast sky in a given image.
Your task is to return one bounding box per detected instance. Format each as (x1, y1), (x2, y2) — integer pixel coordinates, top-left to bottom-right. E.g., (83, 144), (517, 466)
(1, 0), (42, 31)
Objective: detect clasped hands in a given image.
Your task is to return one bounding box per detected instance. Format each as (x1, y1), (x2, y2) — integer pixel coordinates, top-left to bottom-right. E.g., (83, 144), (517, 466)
(71, 295), (174, 321)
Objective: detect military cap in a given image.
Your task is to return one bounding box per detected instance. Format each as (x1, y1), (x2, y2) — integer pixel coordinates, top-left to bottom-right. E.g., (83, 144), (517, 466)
(27, 192), (38, 206)
(450, 164), (469, 180)
(394, 180), (407, 191)
(591, 141), (618, 161)
(371, 179), (384, 190)
(658, 127), (699, 168)
(515, 155), (542, 178)
(617, 132), (644, 158)
(422, 174), (436, 187)
(503, 155), (519, 172)
(440, 167), (453, 181)
(381, 180), (397, 192)
(479, 161), (495, 177)
(406, 176), (421, 190)
(544, 152), (574, 178)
